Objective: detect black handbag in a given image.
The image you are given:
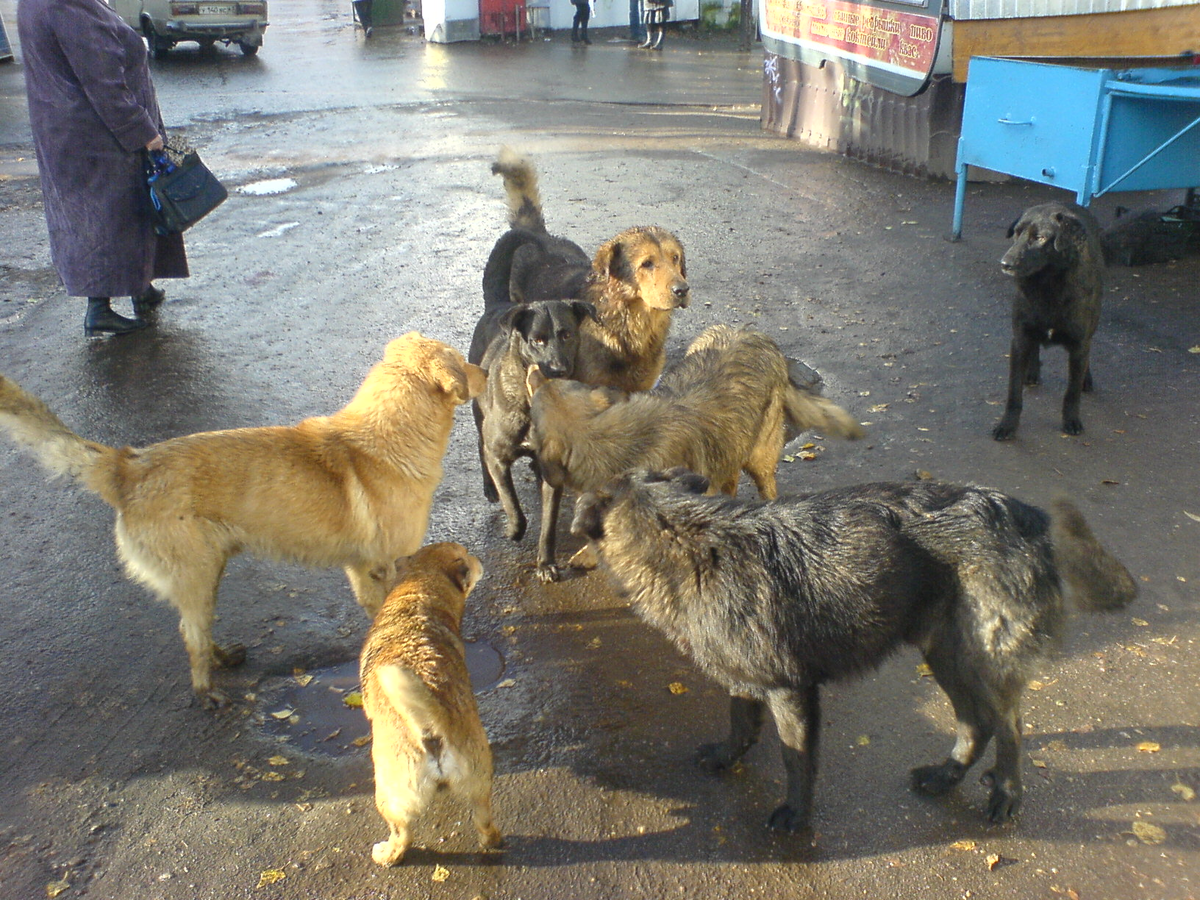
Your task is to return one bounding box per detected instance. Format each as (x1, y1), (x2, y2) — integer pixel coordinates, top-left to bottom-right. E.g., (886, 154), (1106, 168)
(144, 146), (227, 235)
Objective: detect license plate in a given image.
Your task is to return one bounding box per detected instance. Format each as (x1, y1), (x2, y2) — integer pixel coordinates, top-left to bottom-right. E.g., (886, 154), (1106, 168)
(198, 4), (235, 14)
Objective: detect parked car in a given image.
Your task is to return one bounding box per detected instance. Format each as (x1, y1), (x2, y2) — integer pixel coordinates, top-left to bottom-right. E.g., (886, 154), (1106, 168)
(107, 0), (268, 58)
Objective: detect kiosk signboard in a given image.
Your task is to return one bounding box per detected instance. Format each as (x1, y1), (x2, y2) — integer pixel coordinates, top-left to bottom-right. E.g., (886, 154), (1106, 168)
(760, 0), (944, 96)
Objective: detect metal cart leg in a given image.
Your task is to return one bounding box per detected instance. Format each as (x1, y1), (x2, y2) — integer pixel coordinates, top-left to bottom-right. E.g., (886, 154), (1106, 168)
(951, 158), (968, 241)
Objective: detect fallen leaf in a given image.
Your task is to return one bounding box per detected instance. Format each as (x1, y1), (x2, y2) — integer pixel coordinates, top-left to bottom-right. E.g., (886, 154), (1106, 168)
(1171, 782), (1196, 801)
(268, 755), (290, 767)
(257, 869), (286, 888)
(342, 692), (363, 709)
(1132, 821), (1167, 845)
(46, 879), (70, 898)
(1131, 618), (1150, 627)
(986, 852), (1002, 870)
(615, 679), (633, 688)
(351, 734), (372, 747)
(801, 442), (816, 450)
(1028, 680), (1044, 691)
(856, 735), (870, 746)
(293, 673), (313, 687)
(1137, 741), (1161, 753)
(949, 839), (976, 851)
(798, 451), (818, 461)
(1182, 511), (1200, 523)
(1189, 346), (1200, 353)
(431, 865), (450, 882)
(869, 403), (890, 413)
(1032, 759), (1048, 769)
(270, 708), (295, 720)
(496, 678), (516, 689)
(260, 771), (285, 782)
(915, 663), (933, 677)
(668, 682), (689, 695)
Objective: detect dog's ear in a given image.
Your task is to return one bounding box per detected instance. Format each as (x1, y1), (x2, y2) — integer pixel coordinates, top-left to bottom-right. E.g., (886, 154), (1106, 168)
(447, 557), (474, 594)
(570, 301), (600, 325)
(593, 237), (622, 279)
(433, 352), (484, 403)
(526, 365), (548, 398)
(1051, 210), (1084, 254)
(1006, 216), (1023, 240)
(499, 304), (536, 337)
(654, 466), (710, 494)
(571, 492), (609, 541)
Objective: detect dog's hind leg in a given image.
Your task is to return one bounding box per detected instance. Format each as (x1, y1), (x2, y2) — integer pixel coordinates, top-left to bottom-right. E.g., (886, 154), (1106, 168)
(764, 685), (821, 837)
(460, 769), (504, 851)
(980, 703), (1024, 823)
(485, 450), (527, 542)
(170, 565), (232, 708)
(696, 694), (765, 772)
(535, 480), (565, 583)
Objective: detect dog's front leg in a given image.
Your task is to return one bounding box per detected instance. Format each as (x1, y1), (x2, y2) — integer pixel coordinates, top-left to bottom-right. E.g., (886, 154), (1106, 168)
(484, 450), (527, 541)
(535, 479), (564, 583)
(1060, 339), (1090, 435)
(765, 684), (820, 838)
(696, 694), (765, 772)
(992, 333), (1033, 441)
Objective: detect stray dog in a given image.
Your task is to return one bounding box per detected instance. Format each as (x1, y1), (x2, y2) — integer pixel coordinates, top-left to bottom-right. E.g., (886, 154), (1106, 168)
(468, 298), (598, 546)
(0, 334), (486, 707)
(527, 325), (863, 580)
(483, 148), (689, 392)
(573, 469), (1137, 836)
(360, 542), (502, 866)
(993, 202), (1105, 440)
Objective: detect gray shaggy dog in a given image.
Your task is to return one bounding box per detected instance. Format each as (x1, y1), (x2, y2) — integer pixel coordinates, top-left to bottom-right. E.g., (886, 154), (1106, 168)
(993, 201), (1105, 440)
(573, 469), (1137, 839)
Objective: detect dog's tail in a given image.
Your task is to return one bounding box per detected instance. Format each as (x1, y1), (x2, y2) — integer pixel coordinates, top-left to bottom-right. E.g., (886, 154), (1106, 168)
(0, 375), (122, 504)
(783, 383), (865, 442)
(492, 147), (546, 234)
(374, 664), (456, 768)
(1049, 499), (1138, 612)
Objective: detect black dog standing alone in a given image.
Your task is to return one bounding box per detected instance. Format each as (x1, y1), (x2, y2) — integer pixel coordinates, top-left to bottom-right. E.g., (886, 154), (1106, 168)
(573, 469), (1137, 838)
(993, 202), (1105, 441)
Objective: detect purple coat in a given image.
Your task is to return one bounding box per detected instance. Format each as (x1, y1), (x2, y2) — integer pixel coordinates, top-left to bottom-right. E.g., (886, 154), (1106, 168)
(17, 0), (188, 298)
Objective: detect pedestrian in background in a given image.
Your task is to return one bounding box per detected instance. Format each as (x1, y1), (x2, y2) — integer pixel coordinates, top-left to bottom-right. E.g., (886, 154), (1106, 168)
(571, 0), (592, 44)
(17, 0), (188, 337)
(353, 0), (375, 38)
(641, 0), (671, 49)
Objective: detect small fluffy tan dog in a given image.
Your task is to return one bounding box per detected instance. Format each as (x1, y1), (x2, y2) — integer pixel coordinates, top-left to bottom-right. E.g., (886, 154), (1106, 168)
(0, 333), (486, 707)
(360, 542), (502, 866)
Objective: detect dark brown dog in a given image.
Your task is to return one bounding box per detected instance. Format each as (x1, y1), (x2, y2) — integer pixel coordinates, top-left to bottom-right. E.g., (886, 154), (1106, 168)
(469, 298), (598, 547)
(993, 202), (1105, 440)
(573, 469), (1137, 838)
(360, 542), (502, 866)
(482, 148), (689, 393)
(527, 325), (863, 580)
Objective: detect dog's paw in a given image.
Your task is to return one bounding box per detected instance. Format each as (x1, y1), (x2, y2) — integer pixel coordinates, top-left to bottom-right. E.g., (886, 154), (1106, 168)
(372, 839), (407, 867)
(505, 517), (527, 542)
(1061, 416), (1084, 436)
(695, 742), (737, 774)
(195, 688), (231, 711)
(910, 761), (966, 796)
(567, 544), (599, 571)
(981, 770), (1022, 824)
(213, 642), (247, 669)
(535, 563), (563, 584)
(478, 825), (505, 850)
(766, 803), (815, 839)
(991, 419), (1019, 441)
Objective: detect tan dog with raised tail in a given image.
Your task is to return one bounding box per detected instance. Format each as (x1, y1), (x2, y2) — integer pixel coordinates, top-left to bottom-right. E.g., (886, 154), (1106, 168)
(0, 334), (485, 708)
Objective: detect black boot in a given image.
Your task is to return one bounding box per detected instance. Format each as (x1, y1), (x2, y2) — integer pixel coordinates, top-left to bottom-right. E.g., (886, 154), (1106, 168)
(132, 284), (165, 317)
(84, 297), (147, 337)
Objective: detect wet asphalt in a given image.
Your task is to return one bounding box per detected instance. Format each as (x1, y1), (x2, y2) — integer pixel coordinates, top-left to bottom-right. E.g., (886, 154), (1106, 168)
(0, 2), (1198, 898)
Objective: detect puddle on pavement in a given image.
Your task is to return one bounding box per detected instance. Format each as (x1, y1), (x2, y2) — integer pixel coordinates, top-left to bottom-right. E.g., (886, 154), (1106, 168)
(258, 640), (505, 757)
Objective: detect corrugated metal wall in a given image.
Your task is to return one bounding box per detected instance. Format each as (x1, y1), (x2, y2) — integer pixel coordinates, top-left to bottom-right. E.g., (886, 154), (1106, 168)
(950, 0), (1198, 19)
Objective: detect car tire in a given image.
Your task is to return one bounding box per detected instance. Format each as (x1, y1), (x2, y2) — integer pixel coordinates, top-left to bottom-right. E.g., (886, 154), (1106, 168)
(238, 40), (260, 56)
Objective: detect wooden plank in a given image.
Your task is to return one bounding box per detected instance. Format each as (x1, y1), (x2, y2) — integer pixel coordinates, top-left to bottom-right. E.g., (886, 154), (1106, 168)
(952, 6), (1200, 81)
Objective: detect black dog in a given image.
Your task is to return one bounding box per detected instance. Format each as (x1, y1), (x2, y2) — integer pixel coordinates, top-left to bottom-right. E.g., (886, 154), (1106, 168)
(993, 202), (1105, 440)
(469, 298), (597, 556)
(573, 469), (1137, 837)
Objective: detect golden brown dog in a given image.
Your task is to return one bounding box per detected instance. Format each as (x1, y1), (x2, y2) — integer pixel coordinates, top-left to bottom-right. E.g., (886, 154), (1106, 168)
(526, 325), (864, 577)
(360, 542), (501, 866)
(482, 149), (689, 393)
(0, 334), (486, 707)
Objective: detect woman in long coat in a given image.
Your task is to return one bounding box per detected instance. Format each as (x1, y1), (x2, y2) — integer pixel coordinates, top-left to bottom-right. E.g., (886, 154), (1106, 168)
(18, 0), (189, 336)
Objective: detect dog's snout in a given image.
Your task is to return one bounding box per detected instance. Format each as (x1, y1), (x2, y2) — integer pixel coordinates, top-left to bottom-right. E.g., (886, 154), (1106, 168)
(538, 363), (569, 379)
(672, 281), (690, 308)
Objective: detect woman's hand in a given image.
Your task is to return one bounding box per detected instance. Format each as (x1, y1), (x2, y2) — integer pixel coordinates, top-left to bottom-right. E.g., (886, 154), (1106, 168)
(145, 135), (164, 152)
